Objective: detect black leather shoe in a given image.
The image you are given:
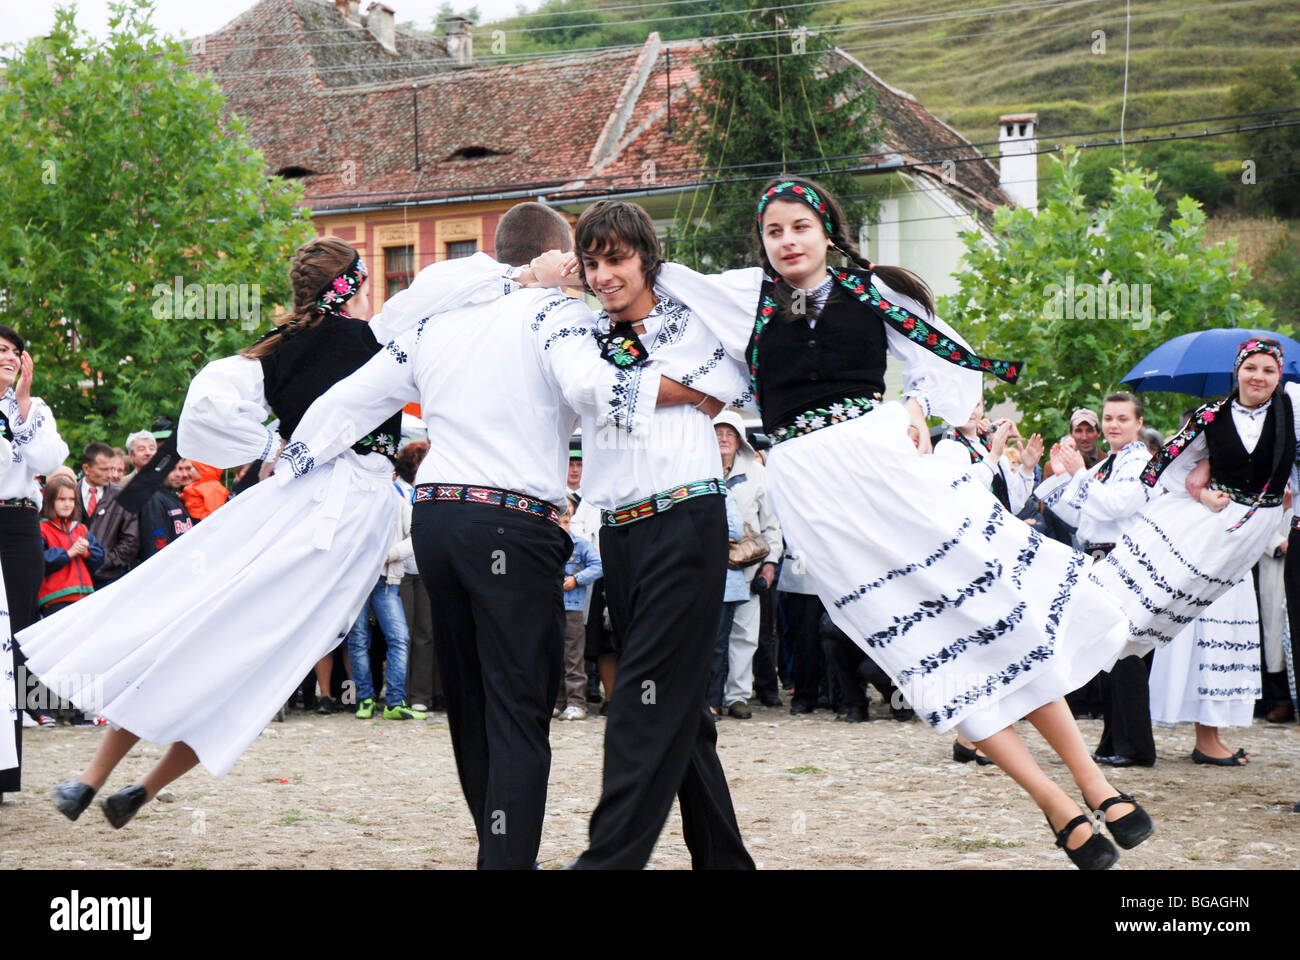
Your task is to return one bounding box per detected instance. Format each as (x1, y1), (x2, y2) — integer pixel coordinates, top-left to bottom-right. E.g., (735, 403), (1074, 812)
(100, 785), (148, 829)
(1087, 791), (1154, 849)
(757, 690), (783, 708)
(53, 779), (97, 821)
(952, 740), (995, 766)
(837, 704), (868, 723)
(1191, 748), (1248, 766)
(1092, 752), (1154, 768)
(1047, 813), (1118, 870)
(790, 701), (815, 715)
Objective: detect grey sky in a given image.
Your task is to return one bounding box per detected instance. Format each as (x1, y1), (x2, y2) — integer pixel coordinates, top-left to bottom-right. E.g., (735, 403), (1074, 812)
(0, 0), (531, 49)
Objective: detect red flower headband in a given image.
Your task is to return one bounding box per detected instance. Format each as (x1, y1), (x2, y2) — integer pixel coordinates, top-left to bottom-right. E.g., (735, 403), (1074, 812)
(1235, 338), (1284, 372)
(312, 253), (367, 318)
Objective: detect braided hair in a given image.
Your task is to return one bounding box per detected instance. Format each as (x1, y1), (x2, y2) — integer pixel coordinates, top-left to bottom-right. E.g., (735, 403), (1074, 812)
(241, 236), (360, 359)
(755, 176), (934, 322)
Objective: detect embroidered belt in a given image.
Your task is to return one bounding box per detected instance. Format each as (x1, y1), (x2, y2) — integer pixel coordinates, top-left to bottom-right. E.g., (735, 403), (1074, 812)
(414, 483), (564, 527)
(770, 395), (882, 445)
(0, 497), (37, 510)
(1082, 542), (1115, 560)
(1210, 480), (1283, 534)
(601, 478), (721, 527)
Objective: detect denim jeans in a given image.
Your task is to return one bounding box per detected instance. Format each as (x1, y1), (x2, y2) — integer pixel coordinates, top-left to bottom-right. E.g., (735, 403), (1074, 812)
(347, 578), (411, 706)
(708, 601), (740, 710)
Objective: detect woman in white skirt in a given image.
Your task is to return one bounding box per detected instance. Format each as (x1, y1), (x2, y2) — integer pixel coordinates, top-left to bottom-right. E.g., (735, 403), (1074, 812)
(1149, 579), (1260, 765)
(17, 237), (492, 828)
(1091, 338), (1299, 656)
(643, 177), (1152, 869)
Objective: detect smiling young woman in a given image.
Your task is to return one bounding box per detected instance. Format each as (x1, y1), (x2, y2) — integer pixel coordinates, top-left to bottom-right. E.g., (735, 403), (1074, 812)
(649, 176), (1154, 869)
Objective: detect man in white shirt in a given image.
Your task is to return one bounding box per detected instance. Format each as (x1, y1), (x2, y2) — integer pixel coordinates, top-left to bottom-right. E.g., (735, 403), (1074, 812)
(564, 201), (755, 870)
(283, 203), (720, 868)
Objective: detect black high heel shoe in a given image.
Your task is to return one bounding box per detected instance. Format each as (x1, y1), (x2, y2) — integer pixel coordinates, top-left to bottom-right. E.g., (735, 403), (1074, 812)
(952, 741), (994, 766)
(52, 779), (97, 821)
(100, 785), (148, 830)
(1047, 812), (1118, 870)
(1086, 792), (1154, 850)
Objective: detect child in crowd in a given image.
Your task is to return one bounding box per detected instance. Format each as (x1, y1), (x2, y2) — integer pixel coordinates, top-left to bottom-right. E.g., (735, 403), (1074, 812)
(556, 496), (602, 721)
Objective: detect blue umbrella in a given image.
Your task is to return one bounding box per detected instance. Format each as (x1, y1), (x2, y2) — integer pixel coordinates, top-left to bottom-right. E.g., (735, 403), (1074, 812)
(1120, 327), (1300, 398)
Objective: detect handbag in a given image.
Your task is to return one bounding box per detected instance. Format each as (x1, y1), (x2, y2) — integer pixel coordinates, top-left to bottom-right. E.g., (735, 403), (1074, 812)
(728, 522), (770, 569)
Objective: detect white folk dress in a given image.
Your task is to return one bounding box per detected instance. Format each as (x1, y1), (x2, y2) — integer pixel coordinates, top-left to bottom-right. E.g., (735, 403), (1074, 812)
(16, 256), (507, 777)
(653, 264), (1133, 740)
(1090, 385), (1300, 658)
(1149, 578), (1260, 728)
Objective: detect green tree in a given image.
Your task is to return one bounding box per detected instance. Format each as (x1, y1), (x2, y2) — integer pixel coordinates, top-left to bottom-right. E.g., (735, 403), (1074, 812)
(667, 1), (879, 270)
(1228, 56), (1300, 218)
(0, 1), (313, 454)
(939, 149), (1276, 437)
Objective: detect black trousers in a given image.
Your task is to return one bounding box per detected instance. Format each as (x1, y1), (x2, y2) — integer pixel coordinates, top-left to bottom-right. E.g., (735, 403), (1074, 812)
(1, 507), (42, 793)
(574, 496), (753, 869)
(751, 582), (780, 699)
(1095, 653), (1156, 764)
(784, 592), (827, 709)
(412, 500), (570, 869)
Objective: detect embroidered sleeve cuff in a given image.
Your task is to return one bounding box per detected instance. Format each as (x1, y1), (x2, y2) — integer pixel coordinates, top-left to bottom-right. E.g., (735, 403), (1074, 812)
(261, 429), (281, 464)
(281, 440), (315, 479)
(501, 265), (524, 296)
(905, 393), (931, 419)
(9, 397), (46, 443)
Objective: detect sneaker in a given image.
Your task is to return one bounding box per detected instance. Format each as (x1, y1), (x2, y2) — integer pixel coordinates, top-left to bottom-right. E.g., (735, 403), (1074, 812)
(410, 703), (429, 712)
(383, 700), (427, 720)
(726, 701), (752, 720)
(22, 713), (37, 728)
(316, 696), (340, 715)
(36, 714), (58, 727)
(559, 705), (588, 721)
(355, 697), (375, 719)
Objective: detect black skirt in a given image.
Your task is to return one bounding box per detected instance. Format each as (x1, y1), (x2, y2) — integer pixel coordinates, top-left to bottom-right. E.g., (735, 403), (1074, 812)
(0, 505), (44, 793)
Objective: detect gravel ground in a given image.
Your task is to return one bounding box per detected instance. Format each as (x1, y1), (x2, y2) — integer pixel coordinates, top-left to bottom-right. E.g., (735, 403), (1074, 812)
(4, 701), (1298, 870)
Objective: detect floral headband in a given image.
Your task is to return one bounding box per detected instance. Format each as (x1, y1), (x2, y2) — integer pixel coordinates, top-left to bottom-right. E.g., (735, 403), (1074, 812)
(1235, 338), (1283, 372)
(313, 253), (367, 318)
(757, 181), (835, 237)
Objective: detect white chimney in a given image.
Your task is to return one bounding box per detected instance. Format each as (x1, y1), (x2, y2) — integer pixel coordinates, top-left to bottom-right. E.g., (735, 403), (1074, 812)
(997, 113), (1038, 212)
(366, 3), (396, 55)
(445, 16), (473, 68)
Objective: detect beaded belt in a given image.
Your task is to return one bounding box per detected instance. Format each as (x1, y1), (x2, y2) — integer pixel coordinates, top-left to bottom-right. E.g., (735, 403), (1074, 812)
(1210, 480), (1283, 534)
(0, 497), (37, 510)
(601, 478), (721, 527)
(414, 483), (564, 527)
(770, 395), (882, 445)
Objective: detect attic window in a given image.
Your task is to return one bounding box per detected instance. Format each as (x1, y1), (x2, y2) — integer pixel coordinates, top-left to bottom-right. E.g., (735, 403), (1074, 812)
(276, 166), (318, 179)
(445, 145), (510, 161)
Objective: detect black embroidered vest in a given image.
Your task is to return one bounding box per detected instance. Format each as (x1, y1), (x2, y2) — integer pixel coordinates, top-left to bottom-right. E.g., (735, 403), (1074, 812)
(1204, 398), (1295, 496)
(258, 317), (402, 461)
(751, 281), (888, 435)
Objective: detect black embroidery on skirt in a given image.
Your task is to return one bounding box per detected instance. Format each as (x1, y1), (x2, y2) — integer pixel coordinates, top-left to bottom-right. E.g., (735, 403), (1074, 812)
(1194, 637), (1258, 652)
(1097, 559), (1208, 625)
(981, 503), (1006, 541)
(1122, 535), (1229, 609)
(1010, 529), (1044, 590)
(896, 602), (1028, 683)
(1199, 661), (1259, 672)
(1198, 686), (1259, 698)
(1128, 514), (1240, 587)
(859, 560), (1003, 649)
(834, 517), (975, 609)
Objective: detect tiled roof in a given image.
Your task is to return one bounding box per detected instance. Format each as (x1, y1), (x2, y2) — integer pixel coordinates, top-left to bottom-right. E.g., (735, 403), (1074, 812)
(192, 4), (1013, 216)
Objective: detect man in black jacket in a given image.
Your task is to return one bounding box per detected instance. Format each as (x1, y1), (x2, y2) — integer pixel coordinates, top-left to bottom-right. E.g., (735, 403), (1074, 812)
(136, 459), (194, 561)
(77, 442), (140, 589)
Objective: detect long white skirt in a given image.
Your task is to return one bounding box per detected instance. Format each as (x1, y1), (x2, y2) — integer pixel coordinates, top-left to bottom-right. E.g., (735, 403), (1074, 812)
(17, 451), (396, 777)
(1149, 579), (1260, 728)
(765, 403), (1131, 741)
(1089, 490), (1281, 657)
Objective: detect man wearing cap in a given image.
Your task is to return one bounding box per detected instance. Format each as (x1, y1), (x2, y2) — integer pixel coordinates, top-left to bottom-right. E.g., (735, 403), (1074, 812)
(712, 410), (782, 720)
(1046, 408), (1103, 477)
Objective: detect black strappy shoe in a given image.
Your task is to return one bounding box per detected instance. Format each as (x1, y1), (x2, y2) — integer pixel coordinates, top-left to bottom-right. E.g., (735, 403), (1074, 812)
(952, 740), (994, 766)
(1047, 812), (1118, 870)
(1086, 792), (1154, 850)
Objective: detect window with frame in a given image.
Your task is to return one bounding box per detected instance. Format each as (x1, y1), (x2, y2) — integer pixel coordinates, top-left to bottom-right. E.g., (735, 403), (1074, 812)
(446, 240), (477, 260)
(384, 245), (415, 300)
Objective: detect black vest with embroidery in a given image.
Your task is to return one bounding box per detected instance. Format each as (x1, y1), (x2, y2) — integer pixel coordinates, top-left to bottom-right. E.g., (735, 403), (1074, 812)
(1204, 399), (1294, 496)
(751, 281), (888, 435)
(258, 316), (402, 461)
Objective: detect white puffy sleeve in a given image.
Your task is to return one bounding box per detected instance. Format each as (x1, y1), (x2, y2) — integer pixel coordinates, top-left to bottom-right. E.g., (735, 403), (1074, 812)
(10, 397), (68, 475)
(652, 262), (766, 363)
(532, 294), (660, 439)
(369, 252), (518, 344)
(874, 277), (982, 427)
(178, 355), (280, 468)
(1076, 449), (1152, 521)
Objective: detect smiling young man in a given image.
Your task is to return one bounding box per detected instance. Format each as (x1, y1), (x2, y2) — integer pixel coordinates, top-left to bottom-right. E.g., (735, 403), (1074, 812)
(565, 200), (755, 870)
(1034, 391), (1157, 767)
